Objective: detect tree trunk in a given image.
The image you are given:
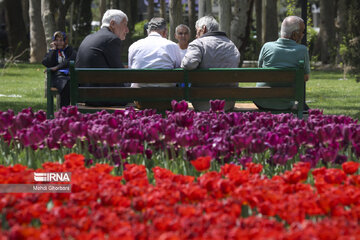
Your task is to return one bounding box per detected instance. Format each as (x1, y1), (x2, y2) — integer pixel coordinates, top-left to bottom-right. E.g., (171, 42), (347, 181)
(198, 0), (212, 18)
(119, 0), (137, 33)
(57, 0), (72, 32)
(160, 0), (166, 19)
(69, 1), (75, 46)
(255, 0), (262, 45)
(4, 0), (29, 61)
(22, 0), (29, 34)
(262, 0), (278, 43)
(318, 0), (336, 64)
(230, 0), (255, 66)
(188, 0), (196, 40)
(41, 0), (56, 47)
(29, 0), (46, 63)
(99, 0), (106, 21)
(74, 0), (92, 46)
(219, 0), (231, 36)
(169, 0), (182, 41)
(147, 0), (154, 20)
(110, 0), (119, 9)
(335, 0), (347, 64)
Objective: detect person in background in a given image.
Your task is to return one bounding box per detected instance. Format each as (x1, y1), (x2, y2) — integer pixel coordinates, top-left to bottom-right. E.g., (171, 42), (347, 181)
(128, 17), (182, 111)
(253, 15), (310, 111)
(75, 9), (129, 106)
(174, 24), (191, 60)
(42, 31), (76, 107)
(181, 16), (240, 111)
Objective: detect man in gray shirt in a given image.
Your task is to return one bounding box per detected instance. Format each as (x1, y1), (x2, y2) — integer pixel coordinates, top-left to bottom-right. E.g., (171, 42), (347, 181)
(181, 16), (240, 111)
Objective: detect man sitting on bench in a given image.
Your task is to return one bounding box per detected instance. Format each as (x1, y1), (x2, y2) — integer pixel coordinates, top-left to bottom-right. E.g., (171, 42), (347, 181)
(254, 16), (310, 111)
(75, 9), (129, 107)
(181, 16), (240, 111)
(128, 17), (182, 111)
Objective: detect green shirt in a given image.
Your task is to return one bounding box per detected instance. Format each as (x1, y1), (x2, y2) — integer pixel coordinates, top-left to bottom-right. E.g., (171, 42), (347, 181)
(254, 38), (310, 110)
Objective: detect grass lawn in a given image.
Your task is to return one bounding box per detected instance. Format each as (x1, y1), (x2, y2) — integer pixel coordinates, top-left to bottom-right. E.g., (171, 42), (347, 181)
(0, 63), (359, 119)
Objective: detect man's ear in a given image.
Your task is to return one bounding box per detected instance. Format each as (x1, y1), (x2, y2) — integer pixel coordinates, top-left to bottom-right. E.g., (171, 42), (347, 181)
(109, 20), (115, 30)
(202, 26), (207, 34)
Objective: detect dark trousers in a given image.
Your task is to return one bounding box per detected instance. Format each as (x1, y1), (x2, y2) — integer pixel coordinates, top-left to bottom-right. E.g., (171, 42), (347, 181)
(52, 72), (70, 107)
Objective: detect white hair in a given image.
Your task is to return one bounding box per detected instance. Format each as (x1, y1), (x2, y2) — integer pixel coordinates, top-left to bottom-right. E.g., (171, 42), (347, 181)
(280, 16), (304, 38)
(101, 9), (128, 28)
(195, 16), (219, 32)
(175, 24), (191, 35)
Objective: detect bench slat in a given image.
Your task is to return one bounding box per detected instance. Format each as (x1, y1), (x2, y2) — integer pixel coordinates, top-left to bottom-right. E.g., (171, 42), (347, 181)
(189, 87), (294, 100)
(78, 87), (184, 101)
(77, 70), (184, 84)
(188, 71), (296, 84)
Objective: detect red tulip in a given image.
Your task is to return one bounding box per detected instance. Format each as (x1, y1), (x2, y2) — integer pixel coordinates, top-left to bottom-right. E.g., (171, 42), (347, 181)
(190, 156), (211, 172)
(342, 161), (360, 175)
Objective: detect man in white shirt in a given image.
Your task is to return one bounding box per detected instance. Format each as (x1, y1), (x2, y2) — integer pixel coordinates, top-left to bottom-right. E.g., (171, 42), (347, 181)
(128, 17), (182, 110)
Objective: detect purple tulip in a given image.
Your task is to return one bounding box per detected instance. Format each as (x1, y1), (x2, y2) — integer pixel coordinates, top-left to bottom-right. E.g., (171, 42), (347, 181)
(231, 134), (252, 151)
(319, 147), (338, 163)
(171, 100), (188, 112)
(69, 121), (88, 137)
(175, 112), (194, 128)
(107, 116), (118, 128)
(238, 156), (252, 167)
(210, 99), (225, 112)
(0, 110), (14, 130)
(60, 133), (76, 148)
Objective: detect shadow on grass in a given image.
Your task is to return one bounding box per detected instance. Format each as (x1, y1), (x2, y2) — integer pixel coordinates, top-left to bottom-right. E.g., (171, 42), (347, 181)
(0, 101), (46, 114)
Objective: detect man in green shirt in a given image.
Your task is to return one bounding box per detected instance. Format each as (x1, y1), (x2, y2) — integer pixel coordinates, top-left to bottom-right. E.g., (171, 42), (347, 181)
(254, 16), (310, 110)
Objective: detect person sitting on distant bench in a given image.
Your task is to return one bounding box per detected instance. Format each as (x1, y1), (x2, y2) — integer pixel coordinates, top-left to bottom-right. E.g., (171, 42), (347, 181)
(42, 31), (76, 107)
(253, 15), (310, 111)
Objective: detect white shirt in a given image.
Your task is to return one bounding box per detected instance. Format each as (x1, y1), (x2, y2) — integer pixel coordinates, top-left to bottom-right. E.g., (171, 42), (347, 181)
(179, 47), (187, 60)
(129, 32), (182, 88)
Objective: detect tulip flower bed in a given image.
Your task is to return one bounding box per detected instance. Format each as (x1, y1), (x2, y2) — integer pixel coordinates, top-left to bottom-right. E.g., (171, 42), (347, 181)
(1, 153), (360, 239)
(1, 100), (359, 176)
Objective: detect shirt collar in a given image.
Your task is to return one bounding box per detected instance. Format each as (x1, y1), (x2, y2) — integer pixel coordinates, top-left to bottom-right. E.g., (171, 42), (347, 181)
(148, 32), (162, 37)
(277, 38), (297, 44)
(200, 31), (228, 38)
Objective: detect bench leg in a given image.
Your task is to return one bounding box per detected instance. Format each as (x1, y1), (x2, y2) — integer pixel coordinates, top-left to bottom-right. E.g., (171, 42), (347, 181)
(56, 94), (61, 112)
(46, 92), (54, 119)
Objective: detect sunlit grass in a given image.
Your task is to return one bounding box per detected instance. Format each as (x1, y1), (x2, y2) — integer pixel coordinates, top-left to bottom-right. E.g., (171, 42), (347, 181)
(0, 63), (359, 119)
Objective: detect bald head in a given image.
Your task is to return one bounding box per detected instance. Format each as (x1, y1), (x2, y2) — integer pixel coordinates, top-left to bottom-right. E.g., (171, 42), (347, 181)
(280, 16), (304, 38)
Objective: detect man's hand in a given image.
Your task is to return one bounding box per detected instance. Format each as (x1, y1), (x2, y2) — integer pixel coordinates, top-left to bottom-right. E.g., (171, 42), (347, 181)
(304, 74), (309, 82)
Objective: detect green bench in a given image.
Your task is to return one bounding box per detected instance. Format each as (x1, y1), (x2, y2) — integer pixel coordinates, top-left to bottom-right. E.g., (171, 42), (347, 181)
(46, 61), (305, 119)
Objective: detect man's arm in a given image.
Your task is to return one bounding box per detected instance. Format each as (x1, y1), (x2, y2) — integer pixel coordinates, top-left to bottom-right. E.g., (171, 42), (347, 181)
(258, 45), (265, 68)
(181, 40), (202, 70)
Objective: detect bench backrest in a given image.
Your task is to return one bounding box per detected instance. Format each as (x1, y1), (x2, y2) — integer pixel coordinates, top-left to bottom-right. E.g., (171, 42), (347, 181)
(69, 61), (305, 117)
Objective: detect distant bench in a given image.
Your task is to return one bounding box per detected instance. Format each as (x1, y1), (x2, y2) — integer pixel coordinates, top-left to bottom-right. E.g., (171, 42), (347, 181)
(46, 61), (305, 119)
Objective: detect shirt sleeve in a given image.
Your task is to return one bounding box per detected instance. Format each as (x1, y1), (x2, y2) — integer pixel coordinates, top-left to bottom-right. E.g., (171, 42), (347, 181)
(258, 45), (265, 68)
(181, 40), (203, 70)
(42, 50), (57, 68)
